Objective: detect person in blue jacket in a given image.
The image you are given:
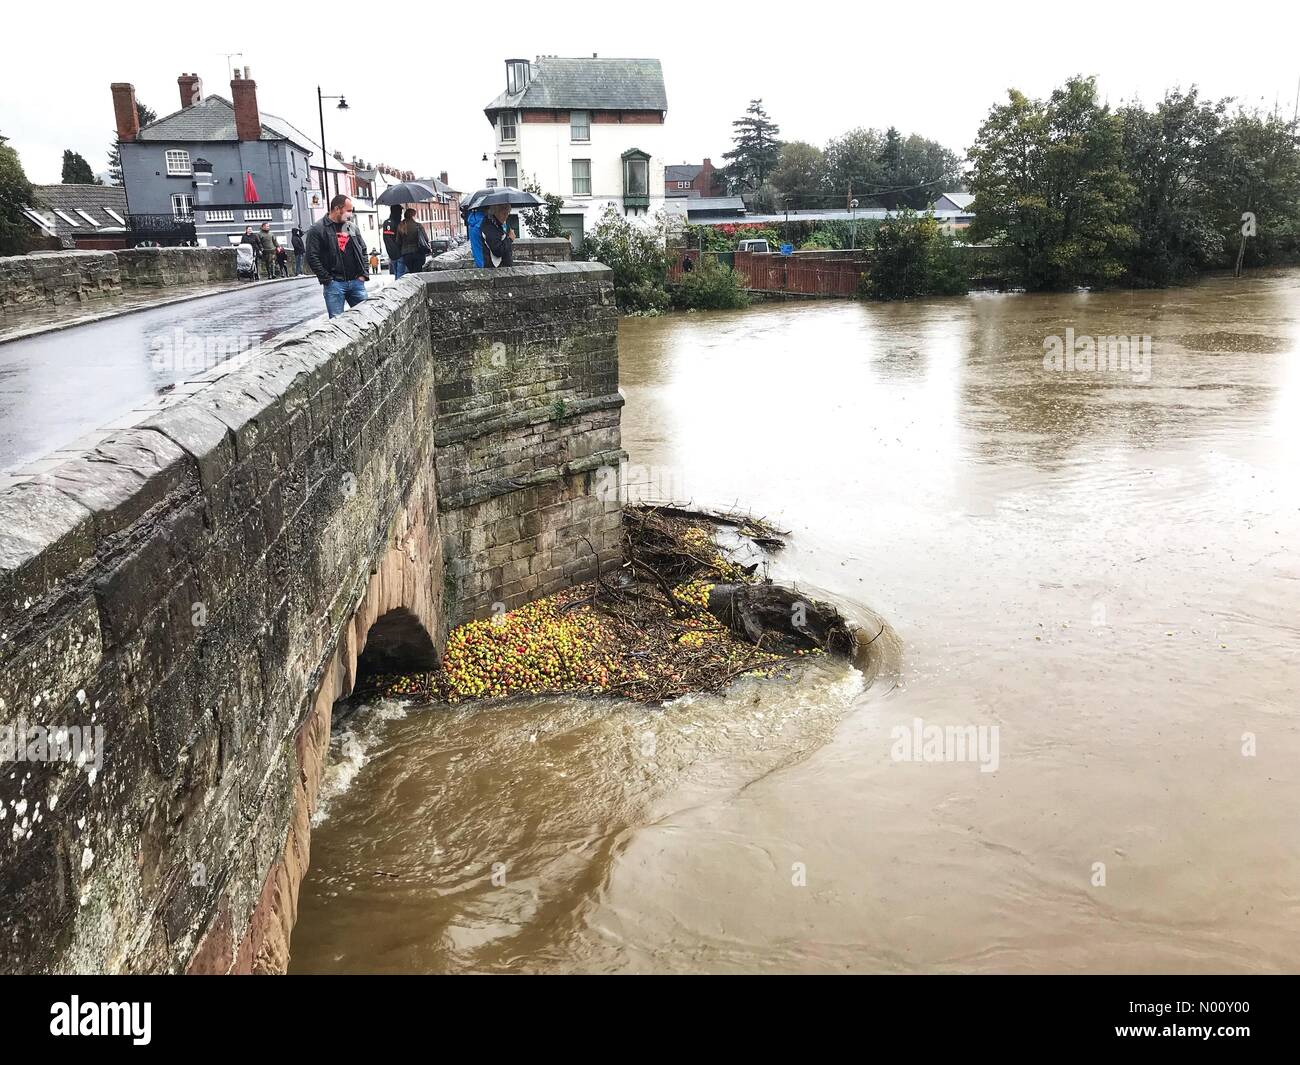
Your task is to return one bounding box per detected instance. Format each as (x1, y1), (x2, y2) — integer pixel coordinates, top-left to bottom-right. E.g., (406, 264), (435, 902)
(465, 207), (486, 267)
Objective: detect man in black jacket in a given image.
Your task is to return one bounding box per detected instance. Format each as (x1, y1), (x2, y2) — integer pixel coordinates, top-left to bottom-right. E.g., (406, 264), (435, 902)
(381, 206), (402, 276)
(304, 195), (370, 318)
(481, 204), (514, 268)
(291, 227), (306, 275)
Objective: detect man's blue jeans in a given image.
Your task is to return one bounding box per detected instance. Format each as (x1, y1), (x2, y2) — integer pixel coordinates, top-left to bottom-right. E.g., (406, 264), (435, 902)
(392, 258), (408, 279)
(323, 278), (368, 318)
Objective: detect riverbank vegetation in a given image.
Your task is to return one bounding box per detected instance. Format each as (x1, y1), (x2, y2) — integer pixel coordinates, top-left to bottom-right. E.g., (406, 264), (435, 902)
(864, 211), (968, 300)
(968, 77), (1300, 290)
(577, 76), (1300, 310)
(361, 506), (850, 705)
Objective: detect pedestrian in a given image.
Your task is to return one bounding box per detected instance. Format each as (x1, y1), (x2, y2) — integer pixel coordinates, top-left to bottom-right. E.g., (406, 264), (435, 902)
(291, 227), (306, 275)
(397, 208), (430, 276)
(257, 223), (277, 281)
(369, 247), (380, 276)
(682, 254), (695, 273)
(239, 227), (260, 278)
(275, 243), (290, 278)
(304, 194), (370, 318)
(480, 203), (515, 268)
(382, 206), (403, 277)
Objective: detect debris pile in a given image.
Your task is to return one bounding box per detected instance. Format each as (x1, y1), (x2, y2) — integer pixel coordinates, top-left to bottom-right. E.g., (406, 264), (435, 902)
(361, 504), (854, 705)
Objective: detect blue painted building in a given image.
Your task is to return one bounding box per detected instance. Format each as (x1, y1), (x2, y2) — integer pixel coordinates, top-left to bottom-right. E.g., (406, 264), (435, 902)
(112, 69), (318, 247)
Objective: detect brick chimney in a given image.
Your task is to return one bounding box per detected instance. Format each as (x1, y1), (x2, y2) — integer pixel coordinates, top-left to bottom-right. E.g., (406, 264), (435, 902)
(439, 171), (449, 185)
(111, 82), (140, 142)
(178, 73), (203, 109)
(230, 66), (261, 142)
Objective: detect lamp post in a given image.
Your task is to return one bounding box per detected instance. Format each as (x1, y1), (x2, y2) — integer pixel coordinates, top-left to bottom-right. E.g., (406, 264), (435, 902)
(849, 198), (859, 250)
(317, 87), (349, 209)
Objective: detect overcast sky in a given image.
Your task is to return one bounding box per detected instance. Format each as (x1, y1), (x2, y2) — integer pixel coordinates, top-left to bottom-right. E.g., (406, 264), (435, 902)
(5, 0), (1299, 190)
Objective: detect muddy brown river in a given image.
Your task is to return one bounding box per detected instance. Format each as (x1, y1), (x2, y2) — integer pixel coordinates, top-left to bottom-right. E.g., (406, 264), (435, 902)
(289, 269), (1300, 974)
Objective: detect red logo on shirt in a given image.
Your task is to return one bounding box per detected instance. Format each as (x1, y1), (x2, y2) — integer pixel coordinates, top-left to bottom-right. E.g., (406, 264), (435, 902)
(336, 232), (350, 253)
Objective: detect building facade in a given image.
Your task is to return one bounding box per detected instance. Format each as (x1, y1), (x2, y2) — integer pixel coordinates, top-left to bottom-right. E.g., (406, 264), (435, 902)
(665, 158), (722, 198)
(483, 56), (667, 250)
(113, 69), (315, 247)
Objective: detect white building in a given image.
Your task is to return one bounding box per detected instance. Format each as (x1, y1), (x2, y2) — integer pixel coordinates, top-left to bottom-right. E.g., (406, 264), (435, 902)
(483, 56), (668, 250)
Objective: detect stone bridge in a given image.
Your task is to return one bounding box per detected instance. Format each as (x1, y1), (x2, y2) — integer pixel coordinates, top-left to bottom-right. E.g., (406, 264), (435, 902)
(0, 263), (624, 973)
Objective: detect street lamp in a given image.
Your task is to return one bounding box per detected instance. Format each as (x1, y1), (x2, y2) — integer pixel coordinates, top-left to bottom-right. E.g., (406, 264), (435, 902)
(849, 198), (859, 250)
(317, 87), (349, 205)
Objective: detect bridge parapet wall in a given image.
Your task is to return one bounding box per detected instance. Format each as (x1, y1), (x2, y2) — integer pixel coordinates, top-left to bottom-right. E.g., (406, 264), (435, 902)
(0, 263), (623, 973)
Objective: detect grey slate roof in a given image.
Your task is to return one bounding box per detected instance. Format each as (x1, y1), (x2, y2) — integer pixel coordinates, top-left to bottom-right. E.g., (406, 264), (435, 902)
(26, 184), (129, 237)
(136, 95), (312, 151)
(686, 196), (748, 213)
(666, 164), (702, 182)
(484, 57), (667, 116)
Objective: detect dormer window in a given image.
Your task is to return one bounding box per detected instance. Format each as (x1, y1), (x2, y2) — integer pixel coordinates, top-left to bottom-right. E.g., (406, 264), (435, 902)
(506, 59), (530, 95)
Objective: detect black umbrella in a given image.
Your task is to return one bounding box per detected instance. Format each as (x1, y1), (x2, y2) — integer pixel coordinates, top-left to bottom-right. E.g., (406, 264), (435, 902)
(376, 180), (439, 206)
(465, 186), (545, 210)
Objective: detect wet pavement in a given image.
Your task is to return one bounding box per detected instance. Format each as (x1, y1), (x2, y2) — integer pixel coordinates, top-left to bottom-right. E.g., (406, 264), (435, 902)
(0, 274), (389, 477)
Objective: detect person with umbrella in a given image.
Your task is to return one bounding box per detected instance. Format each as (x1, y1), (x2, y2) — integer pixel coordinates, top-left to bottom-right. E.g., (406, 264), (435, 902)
(397, 208), (431, 276)
(463, 187), (544, 269)
(481, 203), (515, 268)
(376, 180), (438, 278)
(382, 206), (403, 277)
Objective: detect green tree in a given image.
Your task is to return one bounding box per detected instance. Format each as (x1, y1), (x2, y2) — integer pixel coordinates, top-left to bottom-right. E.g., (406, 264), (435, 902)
(107, 99), (156, 186)
(770, 141), (826, 210)
(62, 149), (99, 184)
(824, 127), (885, 206)
(1204, 107), (1300, 270)
(968, 75), (1135, 289)
(722, 99), (782, 193)
(519, 174), (568, 238)
(0, 132), (37, 255)
(1118, 88), (1225, 285)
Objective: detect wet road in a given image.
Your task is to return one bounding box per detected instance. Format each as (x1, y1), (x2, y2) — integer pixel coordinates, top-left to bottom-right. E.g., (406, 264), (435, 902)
(291, 268), (1300, 973)
(0, 276), (386, 476)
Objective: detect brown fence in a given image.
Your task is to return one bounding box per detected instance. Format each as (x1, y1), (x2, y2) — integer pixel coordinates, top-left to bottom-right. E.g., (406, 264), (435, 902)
(669, 244), (1014, 297)
(669, 249), (866, 297)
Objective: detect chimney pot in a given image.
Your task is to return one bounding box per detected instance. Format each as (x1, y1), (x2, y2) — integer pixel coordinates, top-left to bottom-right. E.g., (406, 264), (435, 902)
(111, 82), (140, 143)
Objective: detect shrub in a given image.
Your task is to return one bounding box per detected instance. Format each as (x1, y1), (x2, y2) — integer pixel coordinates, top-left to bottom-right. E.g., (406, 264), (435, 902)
(581, 204), (670, 312)
(865, 210), (969, 300)
(672, 256), (750, 310)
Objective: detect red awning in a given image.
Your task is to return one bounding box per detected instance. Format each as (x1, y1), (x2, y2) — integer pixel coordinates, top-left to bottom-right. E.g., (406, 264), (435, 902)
(244, 172), (259, 203)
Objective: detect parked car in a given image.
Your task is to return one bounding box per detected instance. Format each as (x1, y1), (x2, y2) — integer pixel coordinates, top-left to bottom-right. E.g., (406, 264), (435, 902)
(737, 238), (771, 253)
